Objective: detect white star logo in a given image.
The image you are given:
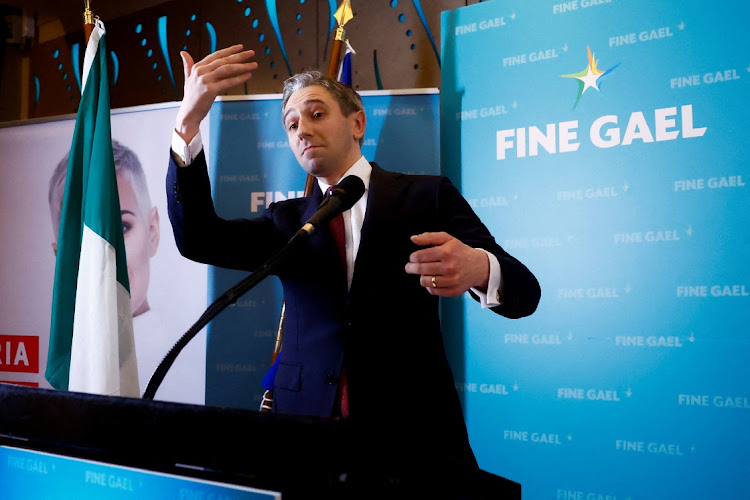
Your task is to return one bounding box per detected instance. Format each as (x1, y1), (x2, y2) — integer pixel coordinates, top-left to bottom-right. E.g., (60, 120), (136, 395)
(561, 46), (619, 109)
(577, 66), (601, 93)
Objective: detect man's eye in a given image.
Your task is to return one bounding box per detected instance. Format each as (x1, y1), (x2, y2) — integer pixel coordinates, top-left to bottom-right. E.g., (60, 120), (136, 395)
(313, 111), (324, 118)
(287, 123), (297, 130)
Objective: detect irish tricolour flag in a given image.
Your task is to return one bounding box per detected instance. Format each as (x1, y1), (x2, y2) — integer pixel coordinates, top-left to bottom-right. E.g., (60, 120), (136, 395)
(46, 20), (139, 397)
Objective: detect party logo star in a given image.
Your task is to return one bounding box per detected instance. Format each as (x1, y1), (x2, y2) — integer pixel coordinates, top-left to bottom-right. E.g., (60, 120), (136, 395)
(561, 46), (619, 109)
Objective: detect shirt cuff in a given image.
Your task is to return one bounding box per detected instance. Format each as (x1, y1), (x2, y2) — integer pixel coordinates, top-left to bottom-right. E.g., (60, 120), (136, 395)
(471, 249), (503, 309)
(171, 129), (203, 166)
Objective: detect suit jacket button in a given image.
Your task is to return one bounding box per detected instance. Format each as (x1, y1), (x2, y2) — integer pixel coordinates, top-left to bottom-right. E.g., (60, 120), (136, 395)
(325, 374), (339, 385)
(173, 181), (182, 203)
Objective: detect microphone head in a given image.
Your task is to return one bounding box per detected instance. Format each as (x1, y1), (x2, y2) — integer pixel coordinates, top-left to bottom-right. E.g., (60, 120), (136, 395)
(304, 175), (366, 232)
(329, 175), (366, 212)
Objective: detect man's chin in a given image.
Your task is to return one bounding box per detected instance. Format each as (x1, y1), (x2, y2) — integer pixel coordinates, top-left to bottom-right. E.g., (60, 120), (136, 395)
(301, 161), (327, 178)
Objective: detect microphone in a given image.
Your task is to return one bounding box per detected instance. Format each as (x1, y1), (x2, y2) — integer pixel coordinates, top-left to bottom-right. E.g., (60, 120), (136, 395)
(300, 175), (366, 236)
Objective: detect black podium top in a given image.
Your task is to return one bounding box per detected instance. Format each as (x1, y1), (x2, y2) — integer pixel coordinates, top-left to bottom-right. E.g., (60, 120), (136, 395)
(0, 384), (520, 499)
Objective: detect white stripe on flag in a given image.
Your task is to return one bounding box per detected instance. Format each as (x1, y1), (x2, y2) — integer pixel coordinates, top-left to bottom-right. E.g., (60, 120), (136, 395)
(68, 225), (139, 397)
(81, 22), (104, 92)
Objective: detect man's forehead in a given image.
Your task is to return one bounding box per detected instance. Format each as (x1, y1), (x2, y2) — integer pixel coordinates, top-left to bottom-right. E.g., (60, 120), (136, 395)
(285, 85), (335, 111)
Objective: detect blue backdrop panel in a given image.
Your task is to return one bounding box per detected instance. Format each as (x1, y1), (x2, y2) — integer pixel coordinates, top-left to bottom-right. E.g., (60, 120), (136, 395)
(205, 92), (440, 409)
(441, 1), (748, 499)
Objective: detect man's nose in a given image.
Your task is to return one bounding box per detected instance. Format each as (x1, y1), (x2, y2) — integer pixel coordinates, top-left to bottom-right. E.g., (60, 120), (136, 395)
(296, 117), (310, 137)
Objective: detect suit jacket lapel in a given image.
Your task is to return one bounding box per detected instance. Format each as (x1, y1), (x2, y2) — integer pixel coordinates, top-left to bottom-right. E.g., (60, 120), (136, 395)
(349, 164), (406, 299)
(302, 181), (325, 222)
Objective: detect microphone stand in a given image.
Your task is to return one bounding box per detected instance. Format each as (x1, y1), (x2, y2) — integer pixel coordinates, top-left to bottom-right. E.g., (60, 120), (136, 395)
(142, 229), (311, 400)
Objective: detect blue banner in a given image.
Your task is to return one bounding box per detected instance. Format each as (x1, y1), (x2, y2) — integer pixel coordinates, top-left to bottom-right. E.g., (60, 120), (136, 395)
(0, 446), (278, 499)
(441, 1), (748, 499)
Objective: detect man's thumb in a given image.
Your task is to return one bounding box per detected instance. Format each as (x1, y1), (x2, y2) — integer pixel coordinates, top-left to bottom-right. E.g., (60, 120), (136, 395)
(180, 51), (194, 80)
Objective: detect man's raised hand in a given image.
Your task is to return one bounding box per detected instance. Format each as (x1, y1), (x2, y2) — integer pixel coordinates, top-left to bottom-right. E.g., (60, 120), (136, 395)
(174, 45), (258, 143)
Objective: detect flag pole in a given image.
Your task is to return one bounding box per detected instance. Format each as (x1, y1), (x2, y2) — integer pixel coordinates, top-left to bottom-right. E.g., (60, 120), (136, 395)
(83, 0), (95, 44)
(326, 0), (354, 79)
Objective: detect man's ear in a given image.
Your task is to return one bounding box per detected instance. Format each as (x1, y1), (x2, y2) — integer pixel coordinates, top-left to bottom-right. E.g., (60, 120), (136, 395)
(148, 207), (160, 257)
(351, 109), (366, 142)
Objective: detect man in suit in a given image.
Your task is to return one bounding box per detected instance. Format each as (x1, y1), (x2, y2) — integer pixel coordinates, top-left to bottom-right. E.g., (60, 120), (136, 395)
(168, 45), (540, 491)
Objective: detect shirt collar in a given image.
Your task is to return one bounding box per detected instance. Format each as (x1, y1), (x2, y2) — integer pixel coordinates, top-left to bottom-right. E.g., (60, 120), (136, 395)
(317, 156), (372, 195)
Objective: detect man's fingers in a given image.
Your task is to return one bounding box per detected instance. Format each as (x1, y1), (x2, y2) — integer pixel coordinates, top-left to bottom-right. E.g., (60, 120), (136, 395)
(196, 44), (247, 67)
(420, 274), (458, 289)
(406, 232), (489, 296)
(196, 49), (255, 75)
(418, 273), (463, 297)
(200, 63), (257, 96)
(408, 245), (444, 265)
(193, 59), (257, 88)
(410, 231), (453, 247)
(405, 261), (442, 276)
(214, 71), (255, 93)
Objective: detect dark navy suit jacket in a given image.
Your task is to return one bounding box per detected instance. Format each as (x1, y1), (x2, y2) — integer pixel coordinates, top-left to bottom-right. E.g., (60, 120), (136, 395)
(167, 151), (540, 469)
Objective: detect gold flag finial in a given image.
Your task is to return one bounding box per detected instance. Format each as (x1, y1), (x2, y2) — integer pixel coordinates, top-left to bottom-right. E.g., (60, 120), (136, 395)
(83, 0), (94, 25)
(333, 0), (353, 27)
(83, 0), (95, 44)
(332, 0), (353, 42)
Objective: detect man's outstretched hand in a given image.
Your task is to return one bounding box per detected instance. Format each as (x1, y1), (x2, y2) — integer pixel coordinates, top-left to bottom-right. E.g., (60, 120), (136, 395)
(405, 232), (490, 297)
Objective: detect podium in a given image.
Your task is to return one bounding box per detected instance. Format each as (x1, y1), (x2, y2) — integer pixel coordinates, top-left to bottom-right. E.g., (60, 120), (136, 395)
(0, 384), (520, 499)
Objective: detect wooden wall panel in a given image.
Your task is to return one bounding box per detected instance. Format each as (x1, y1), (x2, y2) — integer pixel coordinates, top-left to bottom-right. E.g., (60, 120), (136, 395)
(107, 0), (203, 108)
(29, 37), (81, 118)
(27, 0), (473, 119)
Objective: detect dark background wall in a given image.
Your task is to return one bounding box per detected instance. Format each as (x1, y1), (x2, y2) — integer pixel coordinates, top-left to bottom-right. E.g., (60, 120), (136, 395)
(0, 0), (486, 121)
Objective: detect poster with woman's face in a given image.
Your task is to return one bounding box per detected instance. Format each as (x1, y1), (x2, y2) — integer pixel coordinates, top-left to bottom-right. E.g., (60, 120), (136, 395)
(0, 103), (209, 405)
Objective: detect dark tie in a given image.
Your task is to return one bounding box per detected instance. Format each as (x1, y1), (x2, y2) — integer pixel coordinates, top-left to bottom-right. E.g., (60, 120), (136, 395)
(326, 185), (349, 418)
(326, 186), (347, 271)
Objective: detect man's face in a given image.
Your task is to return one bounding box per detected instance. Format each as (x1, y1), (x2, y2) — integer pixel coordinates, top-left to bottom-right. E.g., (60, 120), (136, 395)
(283, 85), (365, 184)
(117, 174), (159, 317)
